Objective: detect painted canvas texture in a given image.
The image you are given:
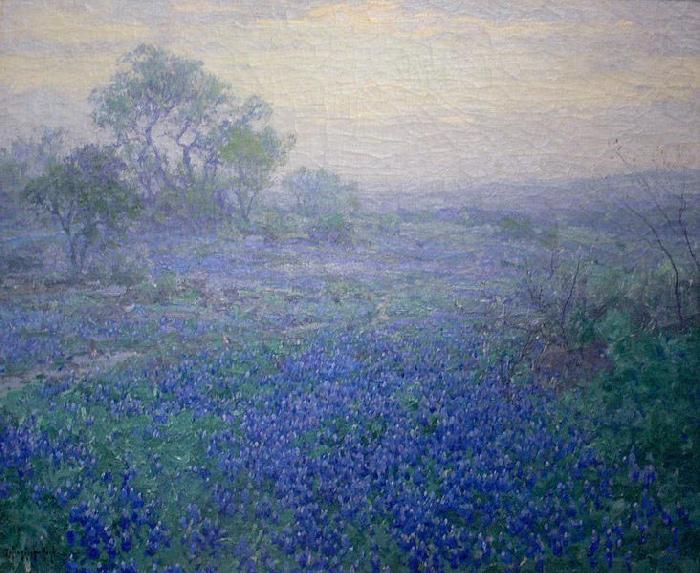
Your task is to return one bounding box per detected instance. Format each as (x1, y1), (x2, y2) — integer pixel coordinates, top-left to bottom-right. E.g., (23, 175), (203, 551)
(1, 2), (699, 572)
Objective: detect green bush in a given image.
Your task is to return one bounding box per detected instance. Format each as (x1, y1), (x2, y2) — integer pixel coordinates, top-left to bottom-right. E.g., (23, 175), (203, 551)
(156, 185), (218, 224)
(107, 252), (151, 287)
(283, 167), (359, 244)
(284, 168), (357, 218)
(592, 319), (700, 483)
(558, 323), (700, 564)
(0, 248), (43, 276)
(307, 212), (354, 244)
(258, 208), (293, 242)
(131, 273), (180, 304)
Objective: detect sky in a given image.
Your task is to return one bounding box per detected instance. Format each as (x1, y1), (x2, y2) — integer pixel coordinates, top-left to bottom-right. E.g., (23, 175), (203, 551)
(1, 0), (699, 191)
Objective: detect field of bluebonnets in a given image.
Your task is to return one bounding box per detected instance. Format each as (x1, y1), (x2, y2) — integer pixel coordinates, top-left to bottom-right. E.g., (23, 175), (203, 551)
(1, 46), (699, 573)
(2, 193), (699, 573)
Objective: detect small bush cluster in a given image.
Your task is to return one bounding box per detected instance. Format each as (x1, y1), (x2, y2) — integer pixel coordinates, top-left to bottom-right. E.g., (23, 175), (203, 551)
(306, 212), (355, 244)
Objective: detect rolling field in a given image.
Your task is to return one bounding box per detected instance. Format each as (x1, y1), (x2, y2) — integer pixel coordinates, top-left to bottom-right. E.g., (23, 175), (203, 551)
(1, 208), (698, 572)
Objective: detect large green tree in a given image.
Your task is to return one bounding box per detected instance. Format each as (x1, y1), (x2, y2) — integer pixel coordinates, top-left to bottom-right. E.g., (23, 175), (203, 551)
(90, 44), (271, 208)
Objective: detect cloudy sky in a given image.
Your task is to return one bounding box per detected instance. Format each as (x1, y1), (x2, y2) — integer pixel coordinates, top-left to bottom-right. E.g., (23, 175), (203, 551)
(1, 0), (698, 190)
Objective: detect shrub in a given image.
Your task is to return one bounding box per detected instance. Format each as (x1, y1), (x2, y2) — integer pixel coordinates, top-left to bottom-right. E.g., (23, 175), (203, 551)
(0, 248), (43, 276)
(101, 249), (151, 288)
(577, 324), (700, 535)
(258, 208), (292, 243)
(130, 273), (180, 304)
(307, 212), (354, 244)
(283, 168), (359, 243)
(480, 248), (605, 383)
(156, 183), (222, 226)
(284, 168), (356, 217)
(594, 317), (700, 469)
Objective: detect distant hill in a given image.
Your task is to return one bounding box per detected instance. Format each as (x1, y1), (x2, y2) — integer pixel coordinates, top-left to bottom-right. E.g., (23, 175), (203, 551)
(369, 169), (700, 214)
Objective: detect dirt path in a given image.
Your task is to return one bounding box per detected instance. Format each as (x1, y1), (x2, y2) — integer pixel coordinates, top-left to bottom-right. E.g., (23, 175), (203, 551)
(0, 350), (139, 396)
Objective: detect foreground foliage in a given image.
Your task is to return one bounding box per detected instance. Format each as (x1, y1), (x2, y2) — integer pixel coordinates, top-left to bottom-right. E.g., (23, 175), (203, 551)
(1, 320), (697, 572)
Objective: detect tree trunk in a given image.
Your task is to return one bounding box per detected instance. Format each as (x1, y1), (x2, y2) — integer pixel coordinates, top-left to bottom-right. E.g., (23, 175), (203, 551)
(67, 234), (80, 275)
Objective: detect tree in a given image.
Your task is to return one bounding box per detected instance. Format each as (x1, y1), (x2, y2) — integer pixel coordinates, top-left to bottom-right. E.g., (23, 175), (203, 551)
(282, 167), (358, 243)
(283, 167), (358, 218)
(90, 44), (265, 208)
(218, 123), (294, 226)
(23, 145), (140, 272)
(479, 247), (603, 385)
(611, 142), (700, 328)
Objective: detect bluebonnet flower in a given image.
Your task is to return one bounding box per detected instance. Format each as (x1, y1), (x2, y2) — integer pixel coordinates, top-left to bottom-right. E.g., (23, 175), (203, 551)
(0, 320), (693, 571)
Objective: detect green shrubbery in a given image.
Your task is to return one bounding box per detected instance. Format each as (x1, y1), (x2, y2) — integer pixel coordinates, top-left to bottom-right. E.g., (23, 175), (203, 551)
(283, 167), (359, 244)
(306, 212), (355, 244)
(0, 246), (44, 277)
(100, 249), (152, 288)
(155, 183), (223, 225)
(591, 316), (700, 485)
(481, 198), (700, 566)
(131, 272), (180, 305)
(258, 208), (293, 243)
(575, 323), (700, 565)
